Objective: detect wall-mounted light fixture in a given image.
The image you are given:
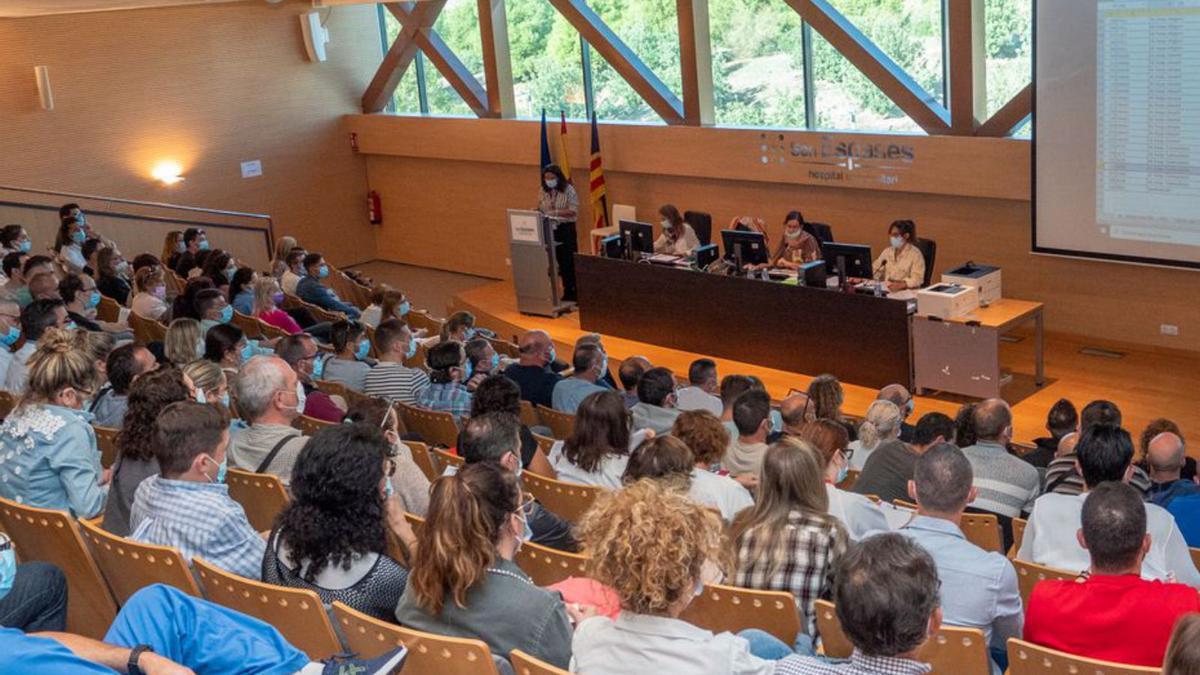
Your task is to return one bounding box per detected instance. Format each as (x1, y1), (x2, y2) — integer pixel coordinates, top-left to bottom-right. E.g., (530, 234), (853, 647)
(151, 161), (185, 186)
(34, 66), (53, 111)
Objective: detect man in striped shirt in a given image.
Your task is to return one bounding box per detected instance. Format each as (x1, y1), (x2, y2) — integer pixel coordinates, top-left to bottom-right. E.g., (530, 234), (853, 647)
(364, 318), (429, 405)
(960, 399), (1040, 518)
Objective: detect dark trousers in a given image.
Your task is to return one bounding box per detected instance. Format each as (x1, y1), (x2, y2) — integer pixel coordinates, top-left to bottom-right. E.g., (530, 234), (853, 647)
(554, 221), (578, 302)
(0, 562), (68, 632)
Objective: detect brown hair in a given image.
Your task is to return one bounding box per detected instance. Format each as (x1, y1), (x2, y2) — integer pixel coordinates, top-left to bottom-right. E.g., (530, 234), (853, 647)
(164, 318), (201, 367)
(671, 410), (730, 467)
(379, 288), (408, 321)
(658, 204), (684, 229)
(563, 390), (631, 473)
(134, 266), (164, 294)
(155, 401), (230, 477)
(1164, 613), (1200, 675)
(796, 419), (851, 467)
(623, 435), (693, 486)
(161, 230), (183, 263)
(807, 374), (845, 423)
(577, 479), (725, 615)
(408, 462), (520, 615)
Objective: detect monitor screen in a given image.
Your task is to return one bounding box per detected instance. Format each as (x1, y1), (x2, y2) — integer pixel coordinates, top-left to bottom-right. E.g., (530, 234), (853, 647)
(618, 220), (655, 255)
(823, 242), (873, 279)
(720, 229), (770, 267)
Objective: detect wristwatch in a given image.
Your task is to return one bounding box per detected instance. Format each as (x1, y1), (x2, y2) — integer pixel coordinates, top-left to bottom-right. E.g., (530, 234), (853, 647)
(128, 644), (154, 675)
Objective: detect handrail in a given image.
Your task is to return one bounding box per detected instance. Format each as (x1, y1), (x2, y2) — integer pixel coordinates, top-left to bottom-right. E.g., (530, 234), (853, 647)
(0, 184), (272, 221)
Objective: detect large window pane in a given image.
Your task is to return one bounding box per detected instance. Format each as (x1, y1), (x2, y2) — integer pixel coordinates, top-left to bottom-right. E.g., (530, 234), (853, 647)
(426, 0), (484, 116)
(381, 11), (422, 113)
(985, 0), (1032, 122)
(589, 0), (681, 123)
(811, 31), (921, 132)
(830, 0), (945, 105)
(709, 0), (806, 128)
(506, 0), (588, 119)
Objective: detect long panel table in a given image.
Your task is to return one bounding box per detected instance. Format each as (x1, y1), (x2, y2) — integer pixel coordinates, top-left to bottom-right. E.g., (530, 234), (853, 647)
(575, 256), (912, 390)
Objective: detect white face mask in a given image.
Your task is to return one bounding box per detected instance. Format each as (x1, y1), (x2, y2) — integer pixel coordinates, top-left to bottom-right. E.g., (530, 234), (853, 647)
(545, 178), (558, 190)
(785, 228), (802, 241)
(890, 235), (905, 249)
(661, 220), (673, 234)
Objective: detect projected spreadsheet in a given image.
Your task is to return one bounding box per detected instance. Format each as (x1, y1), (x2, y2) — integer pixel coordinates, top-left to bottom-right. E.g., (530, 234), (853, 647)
(1096, 0), (1200, 246)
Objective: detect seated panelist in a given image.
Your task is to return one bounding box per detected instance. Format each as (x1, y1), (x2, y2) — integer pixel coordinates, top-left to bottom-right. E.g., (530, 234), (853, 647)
(761, 210), (820, 271)
(871, 219), (926, 291)
(653, 204), (700, 256)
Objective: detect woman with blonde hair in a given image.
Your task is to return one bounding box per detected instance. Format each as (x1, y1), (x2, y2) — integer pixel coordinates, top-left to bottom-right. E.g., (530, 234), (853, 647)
(573, 479), (794, 672)
(0, 328), (106, 517)
(252, 276), (303, 335)
(270, 235), (298, 278)
(671, 410), (753, 522)
(130, 266), (168, 320)
(164, 317), (202, 367)
(182, 359), (230, 411)
(847, 399), (902, 470)
(362, 287), (410, 329)
(797, 419), (888, 539)
(73, 330), (115, 386)
(395, 461), (574, 669)
(730, 439), (847, 637)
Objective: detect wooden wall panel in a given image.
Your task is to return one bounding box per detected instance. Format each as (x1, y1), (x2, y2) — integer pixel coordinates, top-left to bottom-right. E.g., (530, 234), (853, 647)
(0, 2), (380, 265)
(355, 115), (1200, 352)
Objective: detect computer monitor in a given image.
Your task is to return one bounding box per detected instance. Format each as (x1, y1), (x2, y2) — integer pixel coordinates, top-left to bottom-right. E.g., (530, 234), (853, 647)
(600, 234), (624, 259)
(823, 242), (873, 279)
(694, 243), (719, 270)
(618, 220), (655, 257)
(721, 229), (770, 270)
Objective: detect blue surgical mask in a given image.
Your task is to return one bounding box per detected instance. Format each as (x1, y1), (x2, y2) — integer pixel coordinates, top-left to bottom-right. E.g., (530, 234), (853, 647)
(294, 381), (307, 415)
(312, 354), (326, 379)
(71, 229), (86, 244)
(219, 305), (234, 324)
(224, 267), (235, 282)
(490, 353), (500, 371)
(17, 241), (31, 254)
(318, 265), (330, 279)
(195, 388), (207, 404)
(209, 454), (228, 484)
(890, 235), (904, 249)
(0, 326), (20, 348)
(355, 339), (370, 361)
(599, 355), (609, 376)
(195, 338), (205, 358)
(0, 535), (14, 598)
(238, 341), (255, 363)
(176, 241), (186, 254)
(836, 463), (850, 485)
(198, 239), (210, 251)
(461, 360), (473, 381)
(464, 327), (477, 340)
(85, 291), (101, 309)
(547, 347), (556, 365)
(220, 392), (231, 408)
(398, 301), (410, 317)
(545, 178), (558, 190)
(517, 511), (533, 543)
(65, 321), (78, 331)
(405, 340), (418, 359)
(384, 479), (394, 499)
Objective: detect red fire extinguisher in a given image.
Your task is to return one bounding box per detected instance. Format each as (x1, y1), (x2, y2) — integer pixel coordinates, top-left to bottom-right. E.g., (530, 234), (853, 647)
(368, 190), (382, 225)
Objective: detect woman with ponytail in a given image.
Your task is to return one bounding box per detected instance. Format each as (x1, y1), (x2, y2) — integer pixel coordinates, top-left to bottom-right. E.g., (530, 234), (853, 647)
(0, 327), (106, 517)
(395, 461), (576, 669)
(847, 399), (902, 471)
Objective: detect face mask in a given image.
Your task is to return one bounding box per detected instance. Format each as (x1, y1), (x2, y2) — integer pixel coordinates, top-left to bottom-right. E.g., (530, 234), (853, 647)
(355, 339), (370, 361)
(461, 360), (473, 381)
(598, 355), (608, 377)
(464, 327), (477, 340)
(152, 285), (166, 300)
(272, 292), (285, 305)
(194, 338), (205, 358)
(890, 235), (904, 249)
(785, 228), (802, 241)
(65, 321), (78, 331)
(905, 400), (915, 417)
(661, 219), (672, 232)
(384, 479), (394, 499)
(545, 178), (558, 190)
(115, 261), (130, 275)
(71, 229), (86, 244)
(490, 353), (500, 371)
(547, 346), (556, 365)
(205, 454), (227, 484)
(198, 239), (211, 251)
(195, 388), (207, 404)
(219, 305), (234, 324)
(176, 241), (186, 254)
(0, 535), (14, 598)
(224, 267), (236, 282)
(836, 462), (850, 485)
(238, 342), (255, 364)
(312, 354), (326, 379)
(85, 291), (101, 309)
(398, 301), (410, 317)
(220, 391), (231, 408)
(0, 326), (19, 348)
(17, 241), (31, 254)
(294, 381), (307, 415)
(516, 510), (533, 543)
(318, 265), (330, 279)
(405, 339), (418, 360)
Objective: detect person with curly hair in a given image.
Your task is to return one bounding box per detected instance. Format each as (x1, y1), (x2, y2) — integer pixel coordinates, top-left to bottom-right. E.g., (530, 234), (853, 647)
(396, 461), (577, 669)
(807, 374), (856, 442)
(548, 390), (650, 489)
(671, 410), (753, 522)
(101, 367), (191, 536)
(263, 424), (415, 621)
(572, 478), (804, 673)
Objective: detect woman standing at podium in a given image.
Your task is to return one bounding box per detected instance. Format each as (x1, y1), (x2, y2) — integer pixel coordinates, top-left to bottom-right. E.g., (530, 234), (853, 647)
(537, 164), (579, 302)
(653, 204), (700, 255)
(872, 219), (926, 291)
(769, 210), (822, 269)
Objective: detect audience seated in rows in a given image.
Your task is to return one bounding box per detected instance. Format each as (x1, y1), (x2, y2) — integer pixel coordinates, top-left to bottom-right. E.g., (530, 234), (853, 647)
(229, 355), (309, 484)
(297, 252), (360, 320)
(852, 411), (956, 505)
(343, 398), (431, 516)
(807, 373), (856, 442)
(462, 375), (555, 476)
(276, 334), (343, 423)
(6, 298), (69, 393)
(848, 399), (902, 471)
(1044, 399), (1152, 496)
(1144, 426), (1199, 508)
(416, 340), (473, 422)
(766, 391), (813, 444)
(876, 383), (916, 443)
(1023, 398), (1078, 469)
(130, 266), (168, 321)
(548, 390), (647, 490)
(503, 329), (562, 409)
(960, 398), (1041, 518)
(723, 388), (772, 475)
(164, 317), (202, 367)
(323, 319), (372, 391)
(89, 343), (156, 428)
(552, 343), (608, 414)
(672, 410), (754, 520)
(675, 358), (723, 417)
(798, 419), (888, 539)
(363, 319), (428, 405)
(617, 355), (649, 409)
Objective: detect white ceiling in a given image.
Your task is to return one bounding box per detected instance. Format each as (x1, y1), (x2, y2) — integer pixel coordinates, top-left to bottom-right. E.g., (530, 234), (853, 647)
(0, 0), (254, 18)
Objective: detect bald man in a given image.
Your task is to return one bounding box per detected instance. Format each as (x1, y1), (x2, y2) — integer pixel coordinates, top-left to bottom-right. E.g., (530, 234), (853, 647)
(960, 398), (1041, 518)
(766, 392), (813, 443)
(878, 383), (915, 442)
(1145, 431), (1199, 508)
(502, 330), (564, 408)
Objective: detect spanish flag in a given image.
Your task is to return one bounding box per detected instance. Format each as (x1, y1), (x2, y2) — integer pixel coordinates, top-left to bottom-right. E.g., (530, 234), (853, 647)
(588, 112), (609, 230)
(557, 111), (572, 181)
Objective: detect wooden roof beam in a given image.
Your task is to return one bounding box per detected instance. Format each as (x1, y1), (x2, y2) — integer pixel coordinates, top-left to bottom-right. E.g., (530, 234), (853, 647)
(977, 83), (1032, 137)
(362, 1), (448, 113)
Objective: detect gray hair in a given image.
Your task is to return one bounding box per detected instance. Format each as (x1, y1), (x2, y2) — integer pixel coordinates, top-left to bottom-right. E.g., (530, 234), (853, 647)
(858, 400), (901, 450)
(913, 443), (973, 513)
(235, 355), (289, 421)
(834, 533), (940, 657)
(973, 398), (1012, 441)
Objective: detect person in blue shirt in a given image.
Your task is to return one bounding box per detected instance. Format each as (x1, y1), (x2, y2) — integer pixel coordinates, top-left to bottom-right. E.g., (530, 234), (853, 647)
(0, 327), (106, 518)
(296, 253), (360, 320)
(1144, 430), (1200, 508)
(551, 343), (608, 413)
(1168, 493), (1200, 547)
(229, 267), (257, 316)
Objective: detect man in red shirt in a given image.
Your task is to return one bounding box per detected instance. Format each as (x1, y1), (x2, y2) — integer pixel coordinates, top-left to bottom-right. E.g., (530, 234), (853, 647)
(1024, 481), (1200, 667)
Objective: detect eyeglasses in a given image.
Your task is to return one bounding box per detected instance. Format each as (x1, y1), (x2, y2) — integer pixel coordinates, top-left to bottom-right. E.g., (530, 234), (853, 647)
(518, 493), (536, 516)
(840, 447), (855, 462)
(384, 458), (397, 477)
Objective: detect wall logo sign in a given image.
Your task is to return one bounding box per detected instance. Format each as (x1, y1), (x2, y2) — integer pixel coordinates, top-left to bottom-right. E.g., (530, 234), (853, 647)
(758, 133), (914, 187)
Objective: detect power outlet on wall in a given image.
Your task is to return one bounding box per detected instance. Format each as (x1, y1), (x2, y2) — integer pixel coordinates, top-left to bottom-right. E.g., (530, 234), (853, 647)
(1161, 324), (1180, 336)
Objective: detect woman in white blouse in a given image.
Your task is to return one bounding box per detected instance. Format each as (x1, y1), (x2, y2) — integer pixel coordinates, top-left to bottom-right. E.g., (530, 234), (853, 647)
(548, 390), (651, 490)
(653, 204), (700, 256)
(847, 399), (903, 471)
(871, 219), (926, 291)
(797, 419), (889, 540)
(130, 266), (169, 321)
(536, 164), (580, 302)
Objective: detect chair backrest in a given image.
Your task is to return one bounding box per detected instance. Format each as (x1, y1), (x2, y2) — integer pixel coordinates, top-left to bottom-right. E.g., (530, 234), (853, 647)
(96, 295), (121, 323)
(519, 399), (541, 429)
(489, 337), (520, 359)
(0, 497), (117, 639)
(0, 391), (15, 420)
(332, 601), (500, 673)
(407, 310), (444, 336)
(193, 557), (342, 660)
(1007, 638), (1161, 675)
(317, 379), (375, 415)
(515, 539), (589, 587)
(535, 405), (575, 440)
(681, 583), (801, 646)
(511, 649), (571, 675)
(129, 312), (166, 344)
(611, 203), (636, 227)
(521, 471), (603, 523)
(224, 468), (290, 532)
(816, 600), (990, 674)
(398, 402), (459, 448)
(432, 448), (465, 474)
(405, 440), (440, 483)
(916, 238), (937, 286)
(960, 511), (1003, 553)
(257, 318), (289, 341)
(1008, 517), (1028, 559)
(231, 310), (263, 339)
(684, 210), (713, 246)
(1012, 559), (1080, 607)
(93, 425), (120, 469)
(293, 414), (336, 436)
(532, 433), (555, 455)
(77, 517), (200, 604)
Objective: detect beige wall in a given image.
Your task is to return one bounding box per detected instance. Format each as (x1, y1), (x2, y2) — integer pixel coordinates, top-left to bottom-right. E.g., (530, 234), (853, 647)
(0, 1), (381, 265)
(349, 115), (1200, 352)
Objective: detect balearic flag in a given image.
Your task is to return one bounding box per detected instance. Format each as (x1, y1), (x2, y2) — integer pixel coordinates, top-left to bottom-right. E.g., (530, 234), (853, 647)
(557, 111), (572, 181)
(588, 112), (609, 231)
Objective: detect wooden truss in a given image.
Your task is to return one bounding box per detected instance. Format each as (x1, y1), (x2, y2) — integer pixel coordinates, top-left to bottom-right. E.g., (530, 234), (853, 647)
(361, 0), (1032, 137)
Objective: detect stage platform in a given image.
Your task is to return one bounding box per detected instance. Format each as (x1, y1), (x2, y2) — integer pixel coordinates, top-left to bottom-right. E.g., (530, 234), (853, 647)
(450, 279), (1200, 454)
